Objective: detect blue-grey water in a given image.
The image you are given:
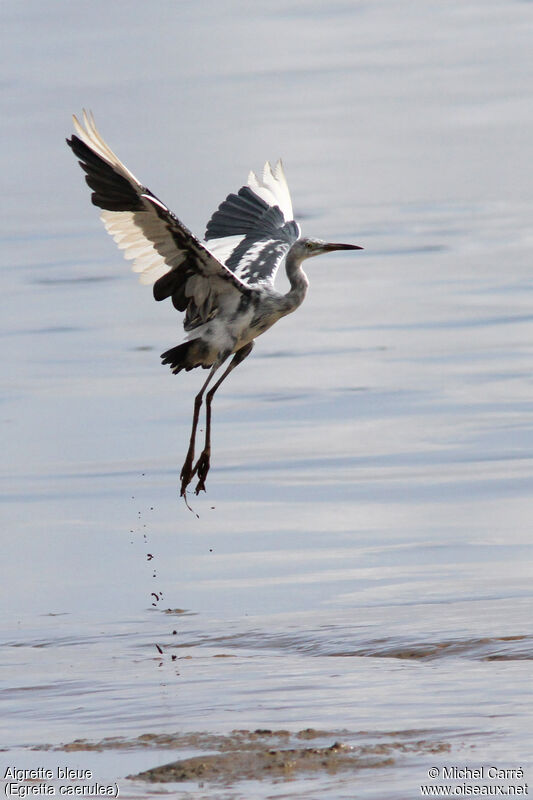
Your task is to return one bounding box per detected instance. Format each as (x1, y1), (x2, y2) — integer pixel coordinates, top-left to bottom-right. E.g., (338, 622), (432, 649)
(1, 1), (533, 798)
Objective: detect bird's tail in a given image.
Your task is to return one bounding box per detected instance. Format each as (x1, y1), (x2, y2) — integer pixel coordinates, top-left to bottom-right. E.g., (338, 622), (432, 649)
(160, 340), (207, 374)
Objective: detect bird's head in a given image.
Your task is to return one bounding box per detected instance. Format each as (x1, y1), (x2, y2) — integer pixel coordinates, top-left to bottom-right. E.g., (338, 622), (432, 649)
(293, 237), (363, 261)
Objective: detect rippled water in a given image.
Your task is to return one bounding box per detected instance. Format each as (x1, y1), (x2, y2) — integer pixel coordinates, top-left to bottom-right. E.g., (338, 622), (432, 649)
(2, 1), (533, 798)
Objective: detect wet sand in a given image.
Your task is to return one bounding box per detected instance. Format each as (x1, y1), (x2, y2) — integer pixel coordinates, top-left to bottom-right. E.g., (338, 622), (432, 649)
(39, 728), (451, 785)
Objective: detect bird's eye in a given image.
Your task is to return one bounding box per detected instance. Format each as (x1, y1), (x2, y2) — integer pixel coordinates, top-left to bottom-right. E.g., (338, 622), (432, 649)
(305, 241), (313, 249)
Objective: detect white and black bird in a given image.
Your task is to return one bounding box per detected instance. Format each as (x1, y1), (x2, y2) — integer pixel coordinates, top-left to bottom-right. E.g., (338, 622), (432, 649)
(67, 111), (362, 497)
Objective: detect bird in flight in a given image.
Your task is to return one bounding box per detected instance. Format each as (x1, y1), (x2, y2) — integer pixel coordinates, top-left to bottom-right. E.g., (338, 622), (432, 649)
(67, 111), (362, 498)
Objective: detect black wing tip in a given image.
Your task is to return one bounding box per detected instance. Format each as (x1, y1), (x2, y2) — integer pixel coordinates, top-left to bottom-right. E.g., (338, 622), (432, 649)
(67, 132), (143, 213)
(66, 134), (89, 158)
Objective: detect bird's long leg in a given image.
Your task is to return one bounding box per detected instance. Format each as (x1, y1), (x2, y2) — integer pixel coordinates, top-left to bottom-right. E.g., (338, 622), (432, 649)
(180, 360), (226, 497)
(193, 342), (254, 495)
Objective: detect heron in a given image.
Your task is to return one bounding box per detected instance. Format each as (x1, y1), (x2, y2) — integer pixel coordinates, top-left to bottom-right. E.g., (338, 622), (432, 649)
(67, 111), (363, 497)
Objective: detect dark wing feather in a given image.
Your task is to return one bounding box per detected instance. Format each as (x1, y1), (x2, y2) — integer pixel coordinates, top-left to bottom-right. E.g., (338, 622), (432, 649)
(205, 187), (271, 238)
(204, 161), (300, 286)
(67, 111), (252, 331)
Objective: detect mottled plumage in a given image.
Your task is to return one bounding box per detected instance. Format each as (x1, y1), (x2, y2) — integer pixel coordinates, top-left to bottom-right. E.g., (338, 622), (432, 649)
(67, 111), (362, 497)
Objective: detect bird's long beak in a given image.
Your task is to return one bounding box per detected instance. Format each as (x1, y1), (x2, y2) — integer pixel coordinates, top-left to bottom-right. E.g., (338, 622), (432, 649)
(323, 242), (363, 252)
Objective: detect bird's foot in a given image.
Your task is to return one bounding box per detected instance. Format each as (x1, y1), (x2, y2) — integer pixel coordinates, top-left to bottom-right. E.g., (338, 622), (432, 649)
(180, 450), (196, 496)
(193, 448), (211, 495)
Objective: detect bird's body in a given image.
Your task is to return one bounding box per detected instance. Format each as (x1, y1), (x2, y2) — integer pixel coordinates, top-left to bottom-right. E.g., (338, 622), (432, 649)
(67, 111), (362, 496)
(170, 259), (306, 371)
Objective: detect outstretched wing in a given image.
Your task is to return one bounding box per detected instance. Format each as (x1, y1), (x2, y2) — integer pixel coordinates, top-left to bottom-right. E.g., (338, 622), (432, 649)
(67, 110), (253, 331)
(204, 160), (301, 286)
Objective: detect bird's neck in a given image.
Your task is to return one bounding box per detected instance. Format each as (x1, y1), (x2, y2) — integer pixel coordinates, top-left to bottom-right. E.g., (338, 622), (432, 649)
(284, 250), (309, 311)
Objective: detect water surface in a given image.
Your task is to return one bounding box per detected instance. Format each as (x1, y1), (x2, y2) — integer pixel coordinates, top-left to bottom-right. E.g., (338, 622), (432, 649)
(1, 1), (533, 798)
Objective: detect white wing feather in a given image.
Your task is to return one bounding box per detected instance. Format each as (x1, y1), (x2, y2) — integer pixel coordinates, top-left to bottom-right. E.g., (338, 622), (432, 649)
(247, 159), (294, 221)
(68, 111), (253, 327)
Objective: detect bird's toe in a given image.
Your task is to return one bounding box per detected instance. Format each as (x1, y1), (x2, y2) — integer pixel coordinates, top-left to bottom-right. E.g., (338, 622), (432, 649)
(180, 454), (196, 495)
(193, 450), (211, 494)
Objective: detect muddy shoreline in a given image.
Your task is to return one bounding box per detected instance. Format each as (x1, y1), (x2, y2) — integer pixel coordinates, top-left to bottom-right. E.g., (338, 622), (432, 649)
(38, 728), (451, 785)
